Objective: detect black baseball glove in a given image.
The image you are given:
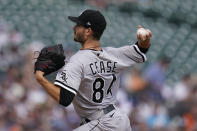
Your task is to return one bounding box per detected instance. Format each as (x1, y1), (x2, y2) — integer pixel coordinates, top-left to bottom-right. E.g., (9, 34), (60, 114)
(34, 44), (65, 76)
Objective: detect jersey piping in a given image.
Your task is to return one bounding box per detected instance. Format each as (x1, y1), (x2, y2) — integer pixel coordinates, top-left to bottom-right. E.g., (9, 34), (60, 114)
(54, 80), (77, 95)
(133, 44), (146, 62)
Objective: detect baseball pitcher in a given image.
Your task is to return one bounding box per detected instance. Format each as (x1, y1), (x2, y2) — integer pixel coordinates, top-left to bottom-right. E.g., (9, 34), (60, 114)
(35, 9), (152, 131)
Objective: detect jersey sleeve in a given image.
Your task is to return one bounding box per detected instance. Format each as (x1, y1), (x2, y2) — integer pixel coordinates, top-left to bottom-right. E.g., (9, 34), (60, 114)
(54, 58), (83, 95)
(117, 43), (147, 64)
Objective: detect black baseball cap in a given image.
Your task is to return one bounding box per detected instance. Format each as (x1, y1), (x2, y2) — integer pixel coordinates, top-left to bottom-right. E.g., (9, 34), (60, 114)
(68, 9), (107, 34)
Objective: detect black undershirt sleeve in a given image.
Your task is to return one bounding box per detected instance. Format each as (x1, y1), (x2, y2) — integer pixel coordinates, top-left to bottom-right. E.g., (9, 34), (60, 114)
(135, 41), (149, 54)
(59, 87), (75, 107)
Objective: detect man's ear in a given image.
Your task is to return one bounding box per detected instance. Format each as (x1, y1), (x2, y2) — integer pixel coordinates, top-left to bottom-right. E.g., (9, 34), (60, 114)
(86, 28), (93, 36)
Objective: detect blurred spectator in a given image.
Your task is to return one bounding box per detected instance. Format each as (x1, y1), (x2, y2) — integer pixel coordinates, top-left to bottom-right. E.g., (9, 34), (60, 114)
(123, 68), (147, 105)
(3, 66), (20, 87)
(146, 103), (170, 129)
(173, 74), (191, 102)
(0, 23), (24, 72)
(143, 56), (171, 102)
(9, 30), (23, 46)
(126, 68), (147, 92)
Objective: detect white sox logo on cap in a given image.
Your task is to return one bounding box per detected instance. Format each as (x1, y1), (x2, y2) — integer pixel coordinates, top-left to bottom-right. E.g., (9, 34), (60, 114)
(87, 22), (91, 26)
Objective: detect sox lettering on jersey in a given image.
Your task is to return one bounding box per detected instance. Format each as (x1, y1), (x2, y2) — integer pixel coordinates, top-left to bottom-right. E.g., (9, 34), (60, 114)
(89, 61), (117, 75)
(60, 70), (68, 83)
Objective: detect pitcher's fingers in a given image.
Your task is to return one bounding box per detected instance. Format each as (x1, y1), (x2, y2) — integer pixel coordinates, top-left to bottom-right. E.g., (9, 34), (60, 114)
(137, 33), (141, 39)
(139, 34), (144, 41)
(146, 29), (152, 37)
(146, 33), (151, 39)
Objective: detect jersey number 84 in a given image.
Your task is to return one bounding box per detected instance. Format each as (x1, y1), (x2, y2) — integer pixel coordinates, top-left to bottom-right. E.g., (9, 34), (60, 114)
(92, 74), (116, 103)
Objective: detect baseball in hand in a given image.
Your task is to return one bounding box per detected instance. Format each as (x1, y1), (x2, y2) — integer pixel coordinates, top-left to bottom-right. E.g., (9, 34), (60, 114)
(137, 28), (149, 41)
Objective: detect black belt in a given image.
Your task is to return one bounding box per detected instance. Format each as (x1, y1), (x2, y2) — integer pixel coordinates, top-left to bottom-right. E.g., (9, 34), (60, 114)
(85, 104), (115, 123)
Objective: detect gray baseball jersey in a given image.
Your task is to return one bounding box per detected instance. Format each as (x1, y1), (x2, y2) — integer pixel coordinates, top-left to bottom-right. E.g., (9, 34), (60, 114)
(54, 44), (146, 130)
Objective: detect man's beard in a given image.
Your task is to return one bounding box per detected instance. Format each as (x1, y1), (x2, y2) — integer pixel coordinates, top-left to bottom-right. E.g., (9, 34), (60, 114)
(74, 32), (85, 43)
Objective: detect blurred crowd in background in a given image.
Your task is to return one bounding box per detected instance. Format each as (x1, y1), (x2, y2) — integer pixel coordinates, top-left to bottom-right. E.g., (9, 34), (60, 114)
(1, 0), (197, 131)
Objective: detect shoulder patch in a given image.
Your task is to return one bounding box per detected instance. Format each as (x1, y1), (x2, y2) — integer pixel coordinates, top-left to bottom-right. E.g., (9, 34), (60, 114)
(60, 70), (68, 83)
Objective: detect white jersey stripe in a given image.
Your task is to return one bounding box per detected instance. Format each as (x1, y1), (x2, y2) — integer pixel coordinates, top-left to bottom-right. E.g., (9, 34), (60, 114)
(133, 45), (147, 62)
(54, 80), (77, 95)
(55, 80), (78, 93)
